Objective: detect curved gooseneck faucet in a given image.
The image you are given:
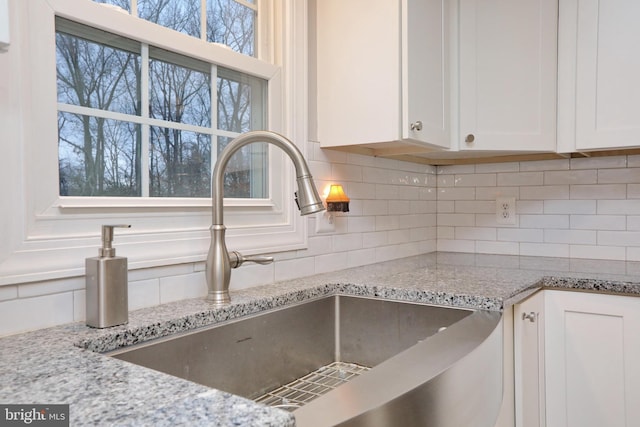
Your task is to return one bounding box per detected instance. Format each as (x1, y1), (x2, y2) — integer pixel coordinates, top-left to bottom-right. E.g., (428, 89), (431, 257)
(206, 130), (325, 305)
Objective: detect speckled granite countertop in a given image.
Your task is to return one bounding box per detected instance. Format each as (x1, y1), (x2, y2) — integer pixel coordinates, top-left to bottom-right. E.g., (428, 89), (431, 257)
(2, 252), (640, 426)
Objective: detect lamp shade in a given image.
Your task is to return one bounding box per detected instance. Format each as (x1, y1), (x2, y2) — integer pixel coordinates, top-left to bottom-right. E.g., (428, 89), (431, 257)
(325, 184), (350, 212)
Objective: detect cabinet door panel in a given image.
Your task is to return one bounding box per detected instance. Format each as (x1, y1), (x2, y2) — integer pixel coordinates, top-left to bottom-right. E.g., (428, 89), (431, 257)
(514, 291), (545, 427)
(544, 291), (640, 427)
(458, 0), (557, 152)
(402, 0), (450, 148)
(573, 0), (640, 150)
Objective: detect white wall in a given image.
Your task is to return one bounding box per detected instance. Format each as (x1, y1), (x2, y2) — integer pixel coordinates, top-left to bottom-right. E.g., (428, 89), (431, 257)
(437, 155), (640, 261)
(0, 148), (438, 337)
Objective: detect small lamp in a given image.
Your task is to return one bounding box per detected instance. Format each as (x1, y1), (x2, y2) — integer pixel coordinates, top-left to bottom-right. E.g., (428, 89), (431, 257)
(325, 184), (350, 212)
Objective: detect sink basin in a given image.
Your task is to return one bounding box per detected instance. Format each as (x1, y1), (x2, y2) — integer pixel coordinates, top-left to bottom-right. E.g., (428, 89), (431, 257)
(108, 295), (503, 427)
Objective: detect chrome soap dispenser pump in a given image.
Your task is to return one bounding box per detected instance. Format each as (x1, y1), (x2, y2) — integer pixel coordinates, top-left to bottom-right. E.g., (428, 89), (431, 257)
(86, 224), (131, 328)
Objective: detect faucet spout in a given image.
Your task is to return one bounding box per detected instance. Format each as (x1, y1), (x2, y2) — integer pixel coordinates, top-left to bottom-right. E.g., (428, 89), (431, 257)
(206, 131), (325, 305)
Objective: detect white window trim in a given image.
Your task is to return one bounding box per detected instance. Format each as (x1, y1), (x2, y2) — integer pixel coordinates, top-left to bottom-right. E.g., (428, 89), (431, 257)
(0, 0), (310, 285)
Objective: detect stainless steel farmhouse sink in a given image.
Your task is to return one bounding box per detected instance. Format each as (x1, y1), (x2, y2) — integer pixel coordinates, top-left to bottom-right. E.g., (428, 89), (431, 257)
(108, 295), (503, 427)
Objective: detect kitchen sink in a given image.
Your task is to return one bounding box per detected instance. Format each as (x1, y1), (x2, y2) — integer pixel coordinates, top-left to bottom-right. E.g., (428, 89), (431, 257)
(108, 295), (503, 427)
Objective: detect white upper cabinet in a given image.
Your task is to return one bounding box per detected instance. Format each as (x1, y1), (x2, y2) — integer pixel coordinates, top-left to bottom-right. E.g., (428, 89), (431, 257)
(558, 0), (640, 151)
(314, 0), (450, 152)
(457, 0), (558, 152)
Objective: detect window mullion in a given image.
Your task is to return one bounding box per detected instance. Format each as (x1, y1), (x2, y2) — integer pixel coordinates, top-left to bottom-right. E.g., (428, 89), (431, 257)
(211, 64), (219, 173)
(140, 43), (150, 197)
(131, 0), (138, 16)
(200, 0), (207, 41)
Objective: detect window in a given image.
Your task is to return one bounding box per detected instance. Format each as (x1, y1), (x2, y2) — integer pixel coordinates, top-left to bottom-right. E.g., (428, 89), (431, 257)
(0, 0), (309, 286)
(93, 0), (257, 55)
(56, 0), (267, 200)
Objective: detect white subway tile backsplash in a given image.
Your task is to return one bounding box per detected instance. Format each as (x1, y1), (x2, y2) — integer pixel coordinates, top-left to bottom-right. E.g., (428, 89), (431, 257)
(520, 159), (569, 172)
(598, 231), (640, 247)
(375, 215), (400, 231)
(18, 276), (84, 298)
(362, 200), (389, 216)
(412, 200), (436, 214)
(0, 293), (74, 337)
(628, 155), (640, 167)
(627, 216), (640, 231)
(129, 279), (160, 310)
(345, 152), (375, 167)
(438, 164), (475, 174)
(519, 214), (570, 229)
(454, 227), (496, 241)
(347, 248), (377, 268)
(332, 233), (363, 252)
(544, 229), (596, 245)
(571, 215), (626, 231)
(349, 182), (377, 199)
(597, 168), (640, 184)
(520, 243), (570, 258)
(388, 229), (411, 244)
(0, 285), (17, 301)
(475, 186), (520, 200)
(7, 149), (640, 337)
(437, 187), (475, 201)
(229, 263), (275, 290)
(544, 170), (597, 185)
(362, 231), (388, 248)
(347, 216), (376, 233)
(543, 200), (597, 214)
(362, 167), (389, 184)
(516, 200), (544, 214)
(497, 228), (543, 243)
(388, 200), (411, 215)
(570, 184), (627, 199)
(375, 184), (398, 200)
(454, 174), (497, 187)
(520, 185), (569, 200)
(437, 239), (476, 253)
(437, 227), (455, 239)
(598, 200), (640, 215)
(571, 156), (627, 170)
(497, 172), (544, 186)
(570, 245), (626, 261)
(437, 175), (454, 188)
(628, 184), (640, 199)
(455, 200), (495, 214)
(159, 272), (207, 304)
(437, 213), (475, 227)
(475, 241), (519, 255)
(475, 162), (520, 173)
(314, 253), (348, 275)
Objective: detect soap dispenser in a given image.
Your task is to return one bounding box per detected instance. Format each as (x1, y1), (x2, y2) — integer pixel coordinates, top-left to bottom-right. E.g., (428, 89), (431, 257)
(86, 224), (131, 328)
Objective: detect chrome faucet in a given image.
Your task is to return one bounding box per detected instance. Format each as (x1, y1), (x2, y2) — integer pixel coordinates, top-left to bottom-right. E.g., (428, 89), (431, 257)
(206, 130), (325, 305)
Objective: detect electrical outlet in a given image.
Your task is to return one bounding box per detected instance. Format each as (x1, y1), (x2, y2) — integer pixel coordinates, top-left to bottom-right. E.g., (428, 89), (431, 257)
(315, 211), (336, 233)
(496, 197), (516, 225)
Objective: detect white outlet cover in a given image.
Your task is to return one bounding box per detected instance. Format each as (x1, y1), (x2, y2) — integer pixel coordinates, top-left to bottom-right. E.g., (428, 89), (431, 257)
(315, 211), (335, 233)
(496, 197), (516, 225)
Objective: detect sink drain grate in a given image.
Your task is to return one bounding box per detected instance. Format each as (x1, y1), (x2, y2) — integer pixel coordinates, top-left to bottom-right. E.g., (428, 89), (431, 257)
(254, 361), (371, 411)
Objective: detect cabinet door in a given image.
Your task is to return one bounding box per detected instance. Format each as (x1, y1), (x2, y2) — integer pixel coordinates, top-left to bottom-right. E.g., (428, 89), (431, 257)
(545, 291), (640, 427)
(458, 0), (557, 152)
(402, 0), (450, 149)
(558, 0), (640, 151)
(514, 291), (545, 427)
(315, 0), (401, 148)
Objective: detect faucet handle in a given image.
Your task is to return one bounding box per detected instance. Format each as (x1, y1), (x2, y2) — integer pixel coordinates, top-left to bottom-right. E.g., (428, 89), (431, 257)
(228, 251), (274, 269)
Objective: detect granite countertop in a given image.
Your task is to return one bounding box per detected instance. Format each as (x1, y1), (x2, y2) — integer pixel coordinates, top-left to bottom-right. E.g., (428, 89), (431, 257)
(2, 252), (640, 426)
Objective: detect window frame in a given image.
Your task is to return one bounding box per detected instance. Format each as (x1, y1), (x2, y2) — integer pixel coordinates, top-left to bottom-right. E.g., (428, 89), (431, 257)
(0, 0), (309, 285)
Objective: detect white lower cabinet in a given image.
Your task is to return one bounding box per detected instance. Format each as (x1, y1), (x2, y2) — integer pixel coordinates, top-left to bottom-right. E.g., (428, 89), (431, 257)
(515, 290), (640, 427)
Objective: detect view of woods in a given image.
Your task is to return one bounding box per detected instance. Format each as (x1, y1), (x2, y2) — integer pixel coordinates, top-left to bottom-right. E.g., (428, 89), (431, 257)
(56, 0), (266, 198)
